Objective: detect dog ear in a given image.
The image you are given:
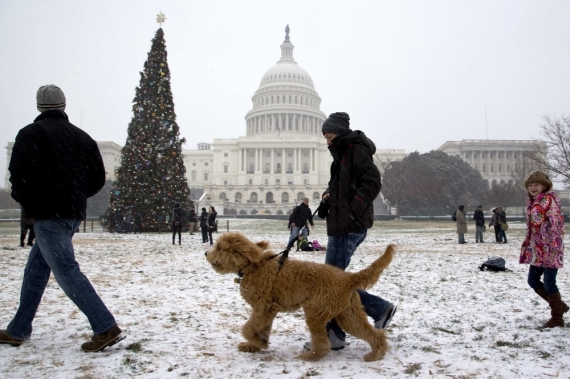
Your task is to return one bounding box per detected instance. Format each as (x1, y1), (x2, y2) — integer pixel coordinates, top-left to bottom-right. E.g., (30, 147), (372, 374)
(225, 232), (265, 265)
(256, 240), (270, 250)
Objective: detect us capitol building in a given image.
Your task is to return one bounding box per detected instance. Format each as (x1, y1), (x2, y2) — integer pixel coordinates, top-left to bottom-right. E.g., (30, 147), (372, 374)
(3, 26), (545, 214)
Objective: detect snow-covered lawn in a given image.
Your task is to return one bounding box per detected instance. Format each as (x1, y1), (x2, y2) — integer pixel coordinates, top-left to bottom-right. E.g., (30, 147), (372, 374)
(1, 219), (569, 378)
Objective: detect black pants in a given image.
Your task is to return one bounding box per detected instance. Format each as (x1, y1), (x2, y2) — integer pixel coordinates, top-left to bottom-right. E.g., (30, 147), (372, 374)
(20, 223), (35, 246)
(172, 224), (182, 244)
(201, 226), (209, 242)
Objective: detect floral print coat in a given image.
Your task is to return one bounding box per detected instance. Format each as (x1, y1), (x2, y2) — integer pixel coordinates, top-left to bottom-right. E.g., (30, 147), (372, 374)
(520, 190), (564, 268)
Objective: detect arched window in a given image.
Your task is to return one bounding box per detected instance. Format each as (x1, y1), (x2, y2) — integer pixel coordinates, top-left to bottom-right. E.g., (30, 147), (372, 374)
(266, 192), (274, 203)
(235, 192), (242, 202)
(191, 170), (196, 181)
(287, 163), (293, 173)
(250, 192), (258, 203)
(249, 163), (254, 173)
(276, 163), (282, 173)
(297, 192), (305, 202)
(303, 163), (309, 173)
(312, 191), (320, 201)
(264, 163), (270, 173)
(219, 192), (227, 202)
(281, 192), (289, 203)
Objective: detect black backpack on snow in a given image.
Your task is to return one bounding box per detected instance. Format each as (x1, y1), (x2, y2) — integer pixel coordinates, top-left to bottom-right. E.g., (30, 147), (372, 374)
(479, 256), (506, 271)
(452, 211), (457, 221)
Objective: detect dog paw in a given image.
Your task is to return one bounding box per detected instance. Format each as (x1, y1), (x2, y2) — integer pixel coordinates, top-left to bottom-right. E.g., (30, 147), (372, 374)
(296, 350), (325, 362)
(363, 350), (385, 362)
(238, 342), (261, 353)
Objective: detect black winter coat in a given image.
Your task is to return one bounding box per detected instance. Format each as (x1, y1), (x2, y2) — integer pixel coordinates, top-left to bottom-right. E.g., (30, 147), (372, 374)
(172, 207), (185, 226)
(473, 209), (485, 226)
(9, 110), (105, 220)
(188, 209), (197, 222)
(318, 130), (381, 236)
(292, 203), (314, 228)
(200, 211), (209, 228)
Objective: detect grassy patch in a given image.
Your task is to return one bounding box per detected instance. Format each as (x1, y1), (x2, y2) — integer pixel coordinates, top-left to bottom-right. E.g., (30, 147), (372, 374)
(433, 327), (460, 335)
(125, 342), (142, 353)
(496, 341), (530, 348)
(404, 363), (422, 375)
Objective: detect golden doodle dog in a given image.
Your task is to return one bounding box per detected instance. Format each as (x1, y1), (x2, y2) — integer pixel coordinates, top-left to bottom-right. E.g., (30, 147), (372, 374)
(205, 231), (395, 362)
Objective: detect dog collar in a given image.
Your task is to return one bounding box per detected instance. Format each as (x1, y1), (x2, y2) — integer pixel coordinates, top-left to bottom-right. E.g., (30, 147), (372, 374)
(234, 269), (244, 284)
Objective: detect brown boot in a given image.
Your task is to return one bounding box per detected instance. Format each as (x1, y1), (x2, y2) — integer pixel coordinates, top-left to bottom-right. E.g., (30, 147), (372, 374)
(0, 330), (25, 347)
(534, 284), (570, 313)
(542, 292), (565, 328)
(81, 325), (125, 352)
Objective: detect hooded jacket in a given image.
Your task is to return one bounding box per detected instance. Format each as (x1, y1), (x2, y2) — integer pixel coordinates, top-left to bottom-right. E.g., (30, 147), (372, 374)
(520, 190), (564, 268)
(318, 130), (381, 236)
(9, 110), (105, 220)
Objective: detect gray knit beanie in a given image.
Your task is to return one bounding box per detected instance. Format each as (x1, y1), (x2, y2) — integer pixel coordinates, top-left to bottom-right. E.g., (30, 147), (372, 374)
(37, 85), (66, 112)
(322, 112), (352, 136)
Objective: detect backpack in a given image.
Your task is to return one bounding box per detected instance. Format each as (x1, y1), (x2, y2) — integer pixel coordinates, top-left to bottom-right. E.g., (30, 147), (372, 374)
(452, 211), (457, 221)
(312, 240), (322, 251)
(300, 240), (314, 251)
(479, 256), (506, 271)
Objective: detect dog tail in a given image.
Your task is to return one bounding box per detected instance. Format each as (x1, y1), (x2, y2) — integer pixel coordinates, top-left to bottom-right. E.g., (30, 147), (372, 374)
(349, 244), (396, 290)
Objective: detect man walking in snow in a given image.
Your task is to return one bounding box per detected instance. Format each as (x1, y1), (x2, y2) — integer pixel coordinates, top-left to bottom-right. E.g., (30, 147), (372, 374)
(0, 85), (124, 352)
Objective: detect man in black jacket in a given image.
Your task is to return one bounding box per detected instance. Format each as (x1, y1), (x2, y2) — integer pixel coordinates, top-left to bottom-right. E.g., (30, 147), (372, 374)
(473, 205), (485, 243)
(288, 198), (314, 247)
(0, 85), (124, 352)
(306, 112), (396, 352)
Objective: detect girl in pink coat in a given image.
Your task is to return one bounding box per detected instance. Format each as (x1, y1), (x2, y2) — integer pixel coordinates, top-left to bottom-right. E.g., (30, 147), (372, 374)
(520, 171), (569, 327)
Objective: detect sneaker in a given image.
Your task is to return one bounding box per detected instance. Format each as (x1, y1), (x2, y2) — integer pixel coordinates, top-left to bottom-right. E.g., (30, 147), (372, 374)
(303, 329), (345, 351)
(0, 330), (25, 347)
(81, 325), (125, 352)
(374, 304), (397, 329)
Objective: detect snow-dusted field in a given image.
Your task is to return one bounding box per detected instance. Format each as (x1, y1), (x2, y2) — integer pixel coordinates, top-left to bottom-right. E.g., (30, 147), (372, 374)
(1, 219), (569, 378)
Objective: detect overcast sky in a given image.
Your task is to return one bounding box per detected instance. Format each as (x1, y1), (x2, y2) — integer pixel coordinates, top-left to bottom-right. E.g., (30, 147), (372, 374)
(1, 0), (569, 188)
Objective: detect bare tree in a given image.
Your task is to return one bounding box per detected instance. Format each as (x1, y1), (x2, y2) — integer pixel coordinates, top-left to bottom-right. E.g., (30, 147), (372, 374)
(524, 115), (570, 187)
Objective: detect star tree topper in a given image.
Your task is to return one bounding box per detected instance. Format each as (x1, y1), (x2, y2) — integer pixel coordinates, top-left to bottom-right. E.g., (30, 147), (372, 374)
(156, 11), (166, 27)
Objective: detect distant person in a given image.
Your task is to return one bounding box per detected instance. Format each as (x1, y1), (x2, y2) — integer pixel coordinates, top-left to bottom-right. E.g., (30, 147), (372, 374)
(172, 202), (185, 245)
(207, 206), (218, 245)
(456, 204), (467, 244)
(489, 208), (500, 242)
(200, 207), (209, 243)
(520, 171), (568, 327)
(473, 205), (485, 243)
(188, 207), (197, 235)
(19, 207), (35, 247)
(115, 209), (124, 233)
(124, 211), (133, 234)
(0, 85), (124, 352)
(288, 198), (314, 247)
(497, 206), (507, 243)
(132, 210), (142, 234)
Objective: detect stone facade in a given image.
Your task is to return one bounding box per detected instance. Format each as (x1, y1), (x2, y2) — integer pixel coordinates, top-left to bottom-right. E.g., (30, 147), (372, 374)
(437, 139), (547, 187)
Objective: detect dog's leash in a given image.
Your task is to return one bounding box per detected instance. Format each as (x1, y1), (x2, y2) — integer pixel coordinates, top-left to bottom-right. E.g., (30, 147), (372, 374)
(266, 204), (322, 270)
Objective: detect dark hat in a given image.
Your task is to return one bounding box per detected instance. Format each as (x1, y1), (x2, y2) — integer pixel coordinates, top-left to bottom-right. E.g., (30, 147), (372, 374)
(322, 112), (352, 136)
(524, 171), (552, 191)
(477, 205), (482, 208)
(37, 85), (66, 112)
(174, 202), (181, 208)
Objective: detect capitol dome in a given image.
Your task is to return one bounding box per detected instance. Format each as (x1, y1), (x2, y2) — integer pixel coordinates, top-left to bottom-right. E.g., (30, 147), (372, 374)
(245, 25), (327, 138)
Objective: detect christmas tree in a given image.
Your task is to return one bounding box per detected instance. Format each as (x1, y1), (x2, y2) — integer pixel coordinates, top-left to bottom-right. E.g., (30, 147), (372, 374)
(106, 25), (191, 232)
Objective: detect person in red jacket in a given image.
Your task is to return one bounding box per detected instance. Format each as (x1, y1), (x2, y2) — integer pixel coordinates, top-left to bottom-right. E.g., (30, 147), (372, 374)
(520, 171), (568, 327)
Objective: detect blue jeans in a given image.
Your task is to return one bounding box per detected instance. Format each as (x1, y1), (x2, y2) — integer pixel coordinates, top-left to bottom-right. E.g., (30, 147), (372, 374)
(528, 265), (559, 295)
(458, 233), (466, 243)
(475, 225), (484, 242)
(325, 230), (392, 340)
(6, 219), (116, 340)
(288, 225), (308, 247)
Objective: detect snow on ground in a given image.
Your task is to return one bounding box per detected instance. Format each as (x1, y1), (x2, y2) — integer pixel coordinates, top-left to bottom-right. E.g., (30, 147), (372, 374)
(0, 219), (569, 378)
